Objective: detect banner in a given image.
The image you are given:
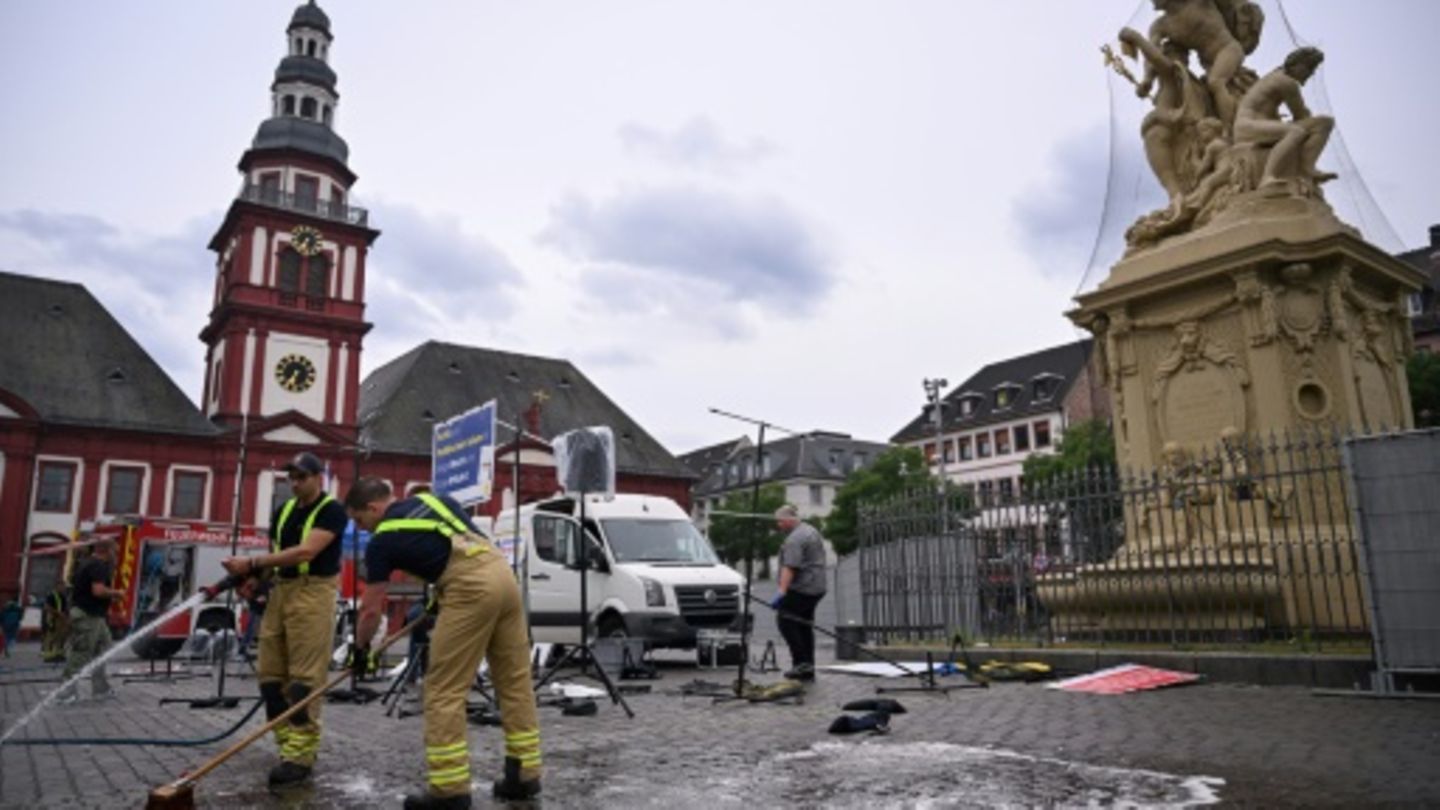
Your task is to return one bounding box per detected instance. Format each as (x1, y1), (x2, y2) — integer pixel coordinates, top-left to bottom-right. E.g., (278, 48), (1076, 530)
(432, 400), (497, 506)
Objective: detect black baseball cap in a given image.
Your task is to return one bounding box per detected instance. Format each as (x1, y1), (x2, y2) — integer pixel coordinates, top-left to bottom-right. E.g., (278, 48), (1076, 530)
(283, 452), (325, 477)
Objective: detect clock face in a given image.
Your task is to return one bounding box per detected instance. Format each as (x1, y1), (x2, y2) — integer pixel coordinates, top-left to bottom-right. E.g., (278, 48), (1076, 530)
(274, 353), (317, 393)
(290, 225), (324, 257)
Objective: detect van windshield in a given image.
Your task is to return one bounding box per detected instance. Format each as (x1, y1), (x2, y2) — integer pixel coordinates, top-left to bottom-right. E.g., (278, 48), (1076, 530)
(600, 519), (720, 564)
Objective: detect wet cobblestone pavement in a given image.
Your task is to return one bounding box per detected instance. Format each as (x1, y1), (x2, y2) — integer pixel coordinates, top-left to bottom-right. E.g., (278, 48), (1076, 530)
(3, 641), (1439, 808)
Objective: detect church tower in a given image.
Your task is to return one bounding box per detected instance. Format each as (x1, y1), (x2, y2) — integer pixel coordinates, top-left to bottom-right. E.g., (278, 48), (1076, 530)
(201, 0), (378, 434)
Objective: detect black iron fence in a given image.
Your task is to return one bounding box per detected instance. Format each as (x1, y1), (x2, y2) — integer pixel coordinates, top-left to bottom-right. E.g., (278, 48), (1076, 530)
(859, 429), (1382, 650)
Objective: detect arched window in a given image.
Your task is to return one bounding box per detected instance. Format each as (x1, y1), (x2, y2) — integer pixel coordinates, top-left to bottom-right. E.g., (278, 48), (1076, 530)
(277, 248), (302, 292)
(282, 95), (296, 116)
(293, 37), (302, 55)
(305, 253), (330, 298)
(306, 39), (317, 57)
(322, 105), (332, 126)
(300, 97), (317, 119)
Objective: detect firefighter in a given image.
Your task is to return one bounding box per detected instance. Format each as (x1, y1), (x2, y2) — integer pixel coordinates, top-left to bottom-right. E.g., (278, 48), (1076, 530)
(345, 477), (541, 809)
(221, 451), (347, 788)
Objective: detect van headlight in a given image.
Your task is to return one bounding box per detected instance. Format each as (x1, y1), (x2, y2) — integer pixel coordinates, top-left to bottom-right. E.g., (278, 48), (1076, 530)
(640, 577), (665, 607)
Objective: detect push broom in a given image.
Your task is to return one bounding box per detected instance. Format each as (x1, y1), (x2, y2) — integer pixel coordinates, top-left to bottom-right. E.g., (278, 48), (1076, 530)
(146, 613), (424, 809)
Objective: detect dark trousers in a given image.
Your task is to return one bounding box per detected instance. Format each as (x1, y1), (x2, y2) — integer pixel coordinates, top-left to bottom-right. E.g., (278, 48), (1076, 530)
(776, 591), (824, 668)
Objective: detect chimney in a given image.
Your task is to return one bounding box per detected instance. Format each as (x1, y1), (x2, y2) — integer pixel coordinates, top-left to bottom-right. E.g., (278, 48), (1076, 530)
(1430, 223), (1440, 249)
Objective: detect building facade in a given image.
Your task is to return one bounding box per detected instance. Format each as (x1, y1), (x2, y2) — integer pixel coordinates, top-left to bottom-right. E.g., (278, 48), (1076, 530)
(1399, 224), (1440, 354)
(890, 340), (1109, 507)
(0, 2), (692, 605)
(682, 431), (890, 530)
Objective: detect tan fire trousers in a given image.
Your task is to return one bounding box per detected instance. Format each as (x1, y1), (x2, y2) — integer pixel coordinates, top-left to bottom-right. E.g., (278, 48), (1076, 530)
(257, 575), (337, 767)
(424, 546), (541, 797)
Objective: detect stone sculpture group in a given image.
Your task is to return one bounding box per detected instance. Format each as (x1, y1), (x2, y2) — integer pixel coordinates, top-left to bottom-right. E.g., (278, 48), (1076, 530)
(1111, 0), (1336, 253)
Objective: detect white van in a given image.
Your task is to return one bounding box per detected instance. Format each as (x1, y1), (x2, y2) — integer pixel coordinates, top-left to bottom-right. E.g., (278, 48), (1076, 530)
(493, 493), (747, 648)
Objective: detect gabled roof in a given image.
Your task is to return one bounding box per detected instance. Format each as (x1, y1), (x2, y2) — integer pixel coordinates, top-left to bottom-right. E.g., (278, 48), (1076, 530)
(357, 340), (694, 479)
(891, 339), (1094, 444)
(677, 436), (750, 478)
(0, 271), (217, 436)
(692, 431), (891, 496)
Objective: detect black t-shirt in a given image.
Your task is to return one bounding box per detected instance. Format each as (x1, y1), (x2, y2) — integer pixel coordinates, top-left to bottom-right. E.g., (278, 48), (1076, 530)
(71, 558), (113, 617)
(365, 494), (479, 585)
(269, 494), (349, 578)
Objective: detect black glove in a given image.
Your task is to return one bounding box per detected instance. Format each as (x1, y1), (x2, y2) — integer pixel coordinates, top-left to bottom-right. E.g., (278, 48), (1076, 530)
(348, 644), (377, 678)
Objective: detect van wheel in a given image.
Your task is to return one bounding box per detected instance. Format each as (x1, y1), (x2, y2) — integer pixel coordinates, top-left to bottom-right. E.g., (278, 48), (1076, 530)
(598, 615), (628, 640)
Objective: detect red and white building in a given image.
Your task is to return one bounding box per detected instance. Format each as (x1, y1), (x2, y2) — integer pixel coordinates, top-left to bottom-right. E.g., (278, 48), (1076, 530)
(0, 1), (693, 606)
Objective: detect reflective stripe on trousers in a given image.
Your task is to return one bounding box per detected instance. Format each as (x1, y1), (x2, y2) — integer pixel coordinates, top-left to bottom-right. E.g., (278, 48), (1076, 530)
(423, 548), (541, 796)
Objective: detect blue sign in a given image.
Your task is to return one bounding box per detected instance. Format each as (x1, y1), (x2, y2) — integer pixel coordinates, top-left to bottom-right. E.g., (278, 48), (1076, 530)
(431, 400), (497, 506)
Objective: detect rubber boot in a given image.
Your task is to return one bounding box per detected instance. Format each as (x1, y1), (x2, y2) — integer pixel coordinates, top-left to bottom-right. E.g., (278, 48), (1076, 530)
(492, 756), (541, 801)
(402, 792), (472, 809)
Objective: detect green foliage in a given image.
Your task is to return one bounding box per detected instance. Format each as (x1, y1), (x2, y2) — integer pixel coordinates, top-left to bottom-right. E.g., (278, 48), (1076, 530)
(825, 446), (935, 555)
(706, 484), (788, 572)
(1408, 351), (1440, 427)
(1021, 419), (1117, 485)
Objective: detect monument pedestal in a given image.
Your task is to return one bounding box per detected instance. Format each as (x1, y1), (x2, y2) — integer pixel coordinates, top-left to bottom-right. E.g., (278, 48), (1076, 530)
(1044, 208), (1425, 638)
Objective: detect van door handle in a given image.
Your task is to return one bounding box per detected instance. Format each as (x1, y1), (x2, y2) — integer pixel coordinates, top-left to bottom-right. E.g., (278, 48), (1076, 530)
(530, 573), (551, 581)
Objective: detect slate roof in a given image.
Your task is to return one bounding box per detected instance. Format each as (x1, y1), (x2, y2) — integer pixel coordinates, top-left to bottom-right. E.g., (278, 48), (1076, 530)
(0, 271), (217, 436)
(690, 431), (891, 497)
(357, 340), (694, 479)
(891, 339), (1094, 444)
(250, 117), (350, 167)
(677, 436), (749, 478)
(288, 1), (331, 34)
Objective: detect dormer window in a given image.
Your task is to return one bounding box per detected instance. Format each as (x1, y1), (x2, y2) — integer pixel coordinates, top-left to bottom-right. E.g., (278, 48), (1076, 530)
(958, 394), (979, 417)
(1032, 373), (1062, 402)
(995, 388), (1013, 409)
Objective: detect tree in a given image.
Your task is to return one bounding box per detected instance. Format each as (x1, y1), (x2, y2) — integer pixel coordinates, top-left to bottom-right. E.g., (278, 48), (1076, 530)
(706, 484), (788, 577)
(1021, 419), (1117, 484)
(1409, 351), (1440, 428)
(825, 446), (935, 555)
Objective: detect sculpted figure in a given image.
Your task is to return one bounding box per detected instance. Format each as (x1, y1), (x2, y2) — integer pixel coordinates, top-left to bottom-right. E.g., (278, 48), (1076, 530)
(1142, 0), (1263, 128)
(1234, 47), (1337, 190)
(1120, 26), (1212, 214)
(1183, 117), (1237, 214)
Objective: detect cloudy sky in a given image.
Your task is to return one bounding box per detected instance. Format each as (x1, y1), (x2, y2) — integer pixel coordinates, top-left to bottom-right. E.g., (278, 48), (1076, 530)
(2, 1), (1437, 454)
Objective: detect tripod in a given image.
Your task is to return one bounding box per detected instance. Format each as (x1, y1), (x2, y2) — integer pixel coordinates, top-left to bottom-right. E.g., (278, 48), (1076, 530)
(530, 491), (633, 718)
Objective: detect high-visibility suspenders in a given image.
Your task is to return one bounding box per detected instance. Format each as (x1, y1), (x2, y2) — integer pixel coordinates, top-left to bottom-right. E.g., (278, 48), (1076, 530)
(373, 494), (487, 556)
(273, 494), (335, 576)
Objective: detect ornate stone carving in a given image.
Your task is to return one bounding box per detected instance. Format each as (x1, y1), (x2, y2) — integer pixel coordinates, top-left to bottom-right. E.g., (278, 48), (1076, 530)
(1152, 321), (1250, 446)
(1275, 263), (1324, 354)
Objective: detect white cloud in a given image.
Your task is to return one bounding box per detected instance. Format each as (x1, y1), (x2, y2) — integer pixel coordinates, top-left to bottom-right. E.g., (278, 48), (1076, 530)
(619, 116), (776, 173)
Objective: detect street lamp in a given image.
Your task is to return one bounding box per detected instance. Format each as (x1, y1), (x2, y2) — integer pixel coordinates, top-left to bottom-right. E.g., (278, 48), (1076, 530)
(922, 377), (948, 482)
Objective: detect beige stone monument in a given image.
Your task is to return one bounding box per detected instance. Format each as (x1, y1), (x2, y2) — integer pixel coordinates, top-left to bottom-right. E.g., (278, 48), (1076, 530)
(1039, 0), (1428, 637)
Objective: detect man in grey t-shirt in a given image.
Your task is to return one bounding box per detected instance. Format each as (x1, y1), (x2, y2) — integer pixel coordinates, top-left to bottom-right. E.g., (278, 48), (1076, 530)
(772, 504), (827, 680)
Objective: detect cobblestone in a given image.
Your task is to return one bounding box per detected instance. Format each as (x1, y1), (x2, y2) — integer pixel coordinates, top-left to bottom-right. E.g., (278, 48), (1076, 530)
(2, 639), (1439, 808)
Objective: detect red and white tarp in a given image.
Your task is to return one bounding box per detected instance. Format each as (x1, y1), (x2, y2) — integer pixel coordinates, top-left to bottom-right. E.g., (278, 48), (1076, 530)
(1048, 664), (1202, 694)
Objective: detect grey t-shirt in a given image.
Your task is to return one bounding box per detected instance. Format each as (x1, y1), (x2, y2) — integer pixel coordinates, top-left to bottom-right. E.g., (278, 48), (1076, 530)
(779, 522), (828, 596)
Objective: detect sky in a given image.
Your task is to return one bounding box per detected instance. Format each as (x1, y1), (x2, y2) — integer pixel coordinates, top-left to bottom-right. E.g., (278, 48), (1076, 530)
(1, 1), (1437, 455)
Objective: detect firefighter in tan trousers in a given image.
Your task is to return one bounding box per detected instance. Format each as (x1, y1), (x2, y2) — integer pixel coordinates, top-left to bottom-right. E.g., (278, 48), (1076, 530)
(222, 451), (348, 788)
(346, 477), (542, 809)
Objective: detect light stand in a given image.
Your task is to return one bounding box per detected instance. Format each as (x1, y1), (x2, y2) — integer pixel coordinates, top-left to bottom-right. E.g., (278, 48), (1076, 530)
(708, 408), (798, 699)
(531, 428), (633, 717)
(181, 413), (250, 711)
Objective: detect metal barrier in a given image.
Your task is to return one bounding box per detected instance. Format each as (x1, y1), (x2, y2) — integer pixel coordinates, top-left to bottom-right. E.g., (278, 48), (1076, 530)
(1344, 429), (1440, 691)
(858, 429), (1395, 650)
